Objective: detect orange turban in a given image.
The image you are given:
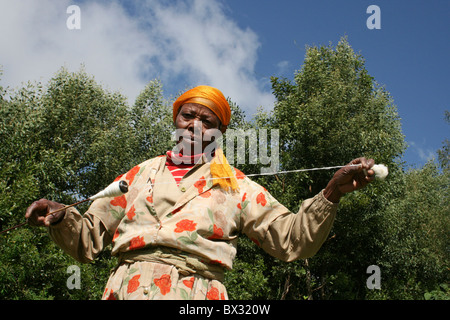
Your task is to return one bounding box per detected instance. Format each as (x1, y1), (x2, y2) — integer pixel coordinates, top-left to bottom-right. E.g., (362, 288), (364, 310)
(173, 85), (231, 126)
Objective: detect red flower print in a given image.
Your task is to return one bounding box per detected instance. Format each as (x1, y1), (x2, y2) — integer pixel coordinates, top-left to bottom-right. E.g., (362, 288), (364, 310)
(112, 228), (120, 242)
(194, 176), (207, 193)
(154, 274), (171, 295)
(174, 219), (197, 233)
(126, 205), (136, 220)
(125, 165), (140, 185)
(237, 192), (247, 209)
(105, 289), (116, 300)
(256, 192), (267, 206)
(221, 293), (225, 300)
(129, 235), (145, 250)
(200, 190), (211, 198)
(110, 195), (127, 208)
(104, 289), (116, 300)
(251, 237), (261, 247)
(113, 174), (124, 182)
(146, 195), (153, 203)
(235, 168), (246, 180)
(127, 275), (140, 294)
(208, 224), (223, 240)
(172, 207), (182, 215)
(183, 277), (195, 289)
(206, 287), (220, 300)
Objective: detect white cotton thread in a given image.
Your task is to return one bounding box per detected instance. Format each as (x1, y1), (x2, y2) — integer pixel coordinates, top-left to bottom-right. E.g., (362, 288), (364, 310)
(141, 163), (388, 187)
(244, 164), (358, 177)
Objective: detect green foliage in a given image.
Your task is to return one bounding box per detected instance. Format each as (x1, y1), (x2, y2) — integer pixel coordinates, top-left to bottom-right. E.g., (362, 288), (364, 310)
(225, 37), (447, 300)
(0, 66), (166, 299)
(224, 237), (270, 300)
(130, 79), (173, 162)
(0, 37), (448, 300)
(437, 110), (449, 171)
(373, 162), (449, 299)
(271, 37), (405, 199)
(424, 284), (450, 300)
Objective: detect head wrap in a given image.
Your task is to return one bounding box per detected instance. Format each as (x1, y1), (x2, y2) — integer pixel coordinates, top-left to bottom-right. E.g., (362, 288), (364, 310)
(173, 85), (231, 127)
(173, 85), (238, 192)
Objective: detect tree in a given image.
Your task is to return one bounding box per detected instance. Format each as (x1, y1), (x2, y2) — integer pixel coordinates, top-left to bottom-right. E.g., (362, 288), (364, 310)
(130, 79), (174, 162)
(225, 37), (406, 299)
(370, 161), (449, 299)
(0, 67), (166, 299)
(437, 111), (449, 171)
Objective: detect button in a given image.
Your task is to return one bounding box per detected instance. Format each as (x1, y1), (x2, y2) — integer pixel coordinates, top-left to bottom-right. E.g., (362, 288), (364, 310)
(143, 287), (149, 295)
(180, 186), (186, 192)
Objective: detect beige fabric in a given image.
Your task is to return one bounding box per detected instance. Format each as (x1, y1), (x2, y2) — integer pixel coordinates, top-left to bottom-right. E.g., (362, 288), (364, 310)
(102, 260), (227, 300)
(49, 155), (338, 299)
(118, 247), (225, 282)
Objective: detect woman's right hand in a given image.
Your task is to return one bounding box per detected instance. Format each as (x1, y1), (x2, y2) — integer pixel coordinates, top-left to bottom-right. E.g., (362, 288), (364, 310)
(25, 199), (66, 227)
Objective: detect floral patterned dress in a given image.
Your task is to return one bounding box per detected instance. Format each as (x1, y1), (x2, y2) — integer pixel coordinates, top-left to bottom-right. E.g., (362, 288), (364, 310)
(49, 155), (338, 300)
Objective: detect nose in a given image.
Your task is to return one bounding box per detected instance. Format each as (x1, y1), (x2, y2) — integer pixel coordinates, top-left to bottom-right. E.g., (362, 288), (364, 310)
(186, 120), (203, 135)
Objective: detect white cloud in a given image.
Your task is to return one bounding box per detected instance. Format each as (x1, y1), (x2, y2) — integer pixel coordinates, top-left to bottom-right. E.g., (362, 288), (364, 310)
(0, 0), (156, 103)
(408, 141), (436, 163)
(0, 0), (274, 113)
(276, 60), (290, 75)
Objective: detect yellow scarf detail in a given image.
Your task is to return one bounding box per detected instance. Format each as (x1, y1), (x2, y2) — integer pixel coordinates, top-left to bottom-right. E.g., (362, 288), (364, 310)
(210, 149), (239, 192)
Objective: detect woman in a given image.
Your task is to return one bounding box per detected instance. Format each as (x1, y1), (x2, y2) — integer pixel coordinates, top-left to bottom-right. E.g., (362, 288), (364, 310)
(25, 85), (375, 300)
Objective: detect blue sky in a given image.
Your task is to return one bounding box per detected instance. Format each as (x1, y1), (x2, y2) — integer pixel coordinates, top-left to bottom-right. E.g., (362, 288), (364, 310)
(0, 0), (448, 168)
(223, 0), (449, 168)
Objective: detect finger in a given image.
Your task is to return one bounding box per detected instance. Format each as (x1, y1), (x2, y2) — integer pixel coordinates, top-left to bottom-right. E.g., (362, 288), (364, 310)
(345, 161), (364, 175)
(45, 204), (67, 226)
(44, 214), (55, 227)
(28, 213), (47, 227)
(25, 200), (48, 226)
(355, 157), (371, 170)
(25, 200), (42, 220)
(354, 163), (374, 182)
(352, 172), (371, 191)
(365, 169), (375, 181)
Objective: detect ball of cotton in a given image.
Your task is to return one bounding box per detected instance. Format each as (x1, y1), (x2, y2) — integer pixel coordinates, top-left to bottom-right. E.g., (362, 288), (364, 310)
(371, 164), (389, 180)
(90, 180), (129, 200)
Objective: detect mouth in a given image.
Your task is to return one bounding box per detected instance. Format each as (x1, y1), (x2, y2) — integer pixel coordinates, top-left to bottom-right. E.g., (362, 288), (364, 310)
(180, 135), (202, 144)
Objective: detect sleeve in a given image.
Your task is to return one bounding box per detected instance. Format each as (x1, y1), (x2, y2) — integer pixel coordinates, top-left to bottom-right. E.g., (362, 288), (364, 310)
(47, 158), (159, 263)
(48, 194), (124, 263)
(239, 181), (338, 262)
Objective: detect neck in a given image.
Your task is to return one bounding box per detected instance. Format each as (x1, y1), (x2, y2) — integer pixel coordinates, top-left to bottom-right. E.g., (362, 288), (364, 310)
(167, 148), (216, 164)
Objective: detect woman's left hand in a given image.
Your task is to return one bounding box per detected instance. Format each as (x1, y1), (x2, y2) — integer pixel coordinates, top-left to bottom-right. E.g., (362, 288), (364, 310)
(323, 157), (375, 203)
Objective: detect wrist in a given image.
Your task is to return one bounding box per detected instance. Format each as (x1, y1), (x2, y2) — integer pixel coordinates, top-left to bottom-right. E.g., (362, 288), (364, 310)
(324, 180), (343, 203)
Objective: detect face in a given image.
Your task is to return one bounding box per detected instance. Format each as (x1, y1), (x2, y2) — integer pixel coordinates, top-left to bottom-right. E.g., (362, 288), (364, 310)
(174, 103), (224, 155)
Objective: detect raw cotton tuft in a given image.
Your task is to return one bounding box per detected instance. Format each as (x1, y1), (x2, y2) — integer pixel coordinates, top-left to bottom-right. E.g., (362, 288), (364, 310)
(371, 164), (389, 180)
